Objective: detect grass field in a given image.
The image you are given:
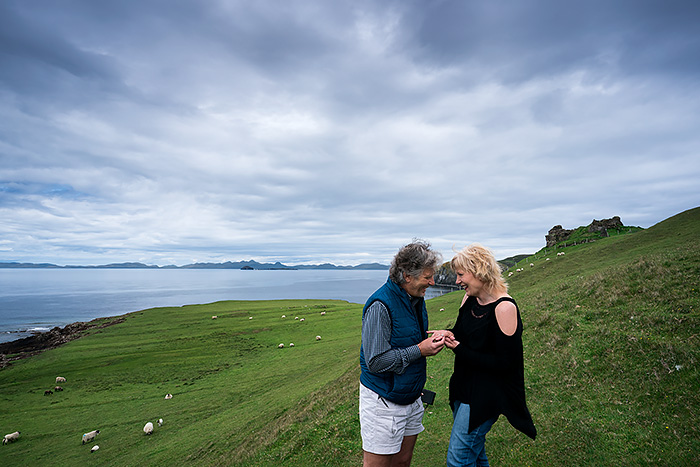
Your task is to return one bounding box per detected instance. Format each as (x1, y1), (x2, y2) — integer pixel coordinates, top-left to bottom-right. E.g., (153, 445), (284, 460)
(1, 207), (699, 466)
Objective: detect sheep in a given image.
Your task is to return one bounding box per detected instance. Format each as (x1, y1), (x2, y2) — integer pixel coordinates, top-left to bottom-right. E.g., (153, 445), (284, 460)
(508, 272), (513, 277)
(294, 317), (299, 320)
(249, 316), (253, 320)
(91, 445), (99, 453)
(54, 386), (63, 392)
(211, 315), (218, 319)
(440, 308), (445, 312)
(164, 393), (173, 400)
(278, 343), (284, 348)
(144, 422), (154, 435)
(530, 263), (534, 267)
(289, 343), (294, 347)
(56, 376), (66, 383)
(316, 335), (322, 341)
(82, 430), (100, 444)
(44, 390), (53, 396)
(3, 431), (20, 445)
(299, 318), (305, 322)
(281, 315), (286, 318)
(320, 311), (326, 315)
(158, 418), (163, 427)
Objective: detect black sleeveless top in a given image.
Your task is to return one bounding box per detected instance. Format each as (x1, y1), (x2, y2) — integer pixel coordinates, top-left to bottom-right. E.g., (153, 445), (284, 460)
(448, 295), (536, 439)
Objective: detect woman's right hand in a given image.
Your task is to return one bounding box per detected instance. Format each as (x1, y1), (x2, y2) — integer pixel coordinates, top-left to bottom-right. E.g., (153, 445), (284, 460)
(444, 335), (460, 349)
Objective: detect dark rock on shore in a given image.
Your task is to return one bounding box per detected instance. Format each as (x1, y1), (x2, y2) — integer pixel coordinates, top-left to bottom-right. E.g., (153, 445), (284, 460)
(0, 317), (125, 369)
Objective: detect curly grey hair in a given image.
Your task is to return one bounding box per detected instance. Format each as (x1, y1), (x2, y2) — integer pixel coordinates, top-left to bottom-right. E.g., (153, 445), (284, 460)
(389, 239), (443, 285)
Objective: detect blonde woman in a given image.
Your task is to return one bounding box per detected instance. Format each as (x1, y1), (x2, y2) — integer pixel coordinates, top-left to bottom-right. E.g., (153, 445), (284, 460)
(431, 243), (536, 467)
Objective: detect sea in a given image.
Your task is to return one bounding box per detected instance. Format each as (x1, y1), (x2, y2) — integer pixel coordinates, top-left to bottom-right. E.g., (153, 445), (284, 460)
(0, 268), (456, 344)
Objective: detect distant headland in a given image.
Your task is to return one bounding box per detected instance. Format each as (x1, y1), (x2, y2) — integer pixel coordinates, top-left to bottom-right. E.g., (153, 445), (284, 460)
(0, 260), (389, 270)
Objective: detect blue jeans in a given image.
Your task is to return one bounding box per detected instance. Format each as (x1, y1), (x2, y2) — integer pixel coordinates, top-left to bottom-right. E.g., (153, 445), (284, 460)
(446, 401), (497, 467)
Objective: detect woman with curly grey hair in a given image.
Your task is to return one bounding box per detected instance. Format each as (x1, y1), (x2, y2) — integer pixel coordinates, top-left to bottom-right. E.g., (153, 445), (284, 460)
(431, 243), (536, 467)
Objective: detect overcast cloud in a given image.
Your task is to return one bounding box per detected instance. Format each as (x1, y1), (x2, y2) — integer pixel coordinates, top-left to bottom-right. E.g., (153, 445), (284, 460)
(1, 0), (699, 266)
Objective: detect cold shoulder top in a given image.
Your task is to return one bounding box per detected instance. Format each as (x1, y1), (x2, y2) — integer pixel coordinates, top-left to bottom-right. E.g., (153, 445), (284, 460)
(448, 295), (536, 439)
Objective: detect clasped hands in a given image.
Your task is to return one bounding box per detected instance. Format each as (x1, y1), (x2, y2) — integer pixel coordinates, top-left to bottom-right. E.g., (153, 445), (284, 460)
(418, 329), (460, 356)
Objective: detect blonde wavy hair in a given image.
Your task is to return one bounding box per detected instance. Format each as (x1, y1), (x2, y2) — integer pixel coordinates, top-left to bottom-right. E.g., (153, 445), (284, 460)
(451, 243), (508, 294)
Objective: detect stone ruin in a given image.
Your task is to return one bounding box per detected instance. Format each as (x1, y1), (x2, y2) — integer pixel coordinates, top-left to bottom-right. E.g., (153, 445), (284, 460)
(546, 216), (623, 247)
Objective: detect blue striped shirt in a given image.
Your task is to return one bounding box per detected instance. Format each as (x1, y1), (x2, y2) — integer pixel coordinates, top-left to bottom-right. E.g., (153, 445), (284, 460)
(361, 299), (422, 375)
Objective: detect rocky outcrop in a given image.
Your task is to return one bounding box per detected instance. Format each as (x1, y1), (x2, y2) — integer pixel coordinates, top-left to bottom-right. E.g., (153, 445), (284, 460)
(546, 216), (623, 246)
(587, 216), (623, 237)
(546, 225), (574, 247)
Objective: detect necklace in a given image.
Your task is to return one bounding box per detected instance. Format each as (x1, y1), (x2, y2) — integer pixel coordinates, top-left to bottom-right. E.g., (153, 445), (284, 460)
(471, 305), (490, 319)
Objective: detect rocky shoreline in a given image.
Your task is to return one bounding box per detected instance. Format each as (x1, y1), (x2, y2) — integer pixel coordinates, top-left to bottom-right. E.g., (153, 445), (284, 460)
(0, 317), (125, 369)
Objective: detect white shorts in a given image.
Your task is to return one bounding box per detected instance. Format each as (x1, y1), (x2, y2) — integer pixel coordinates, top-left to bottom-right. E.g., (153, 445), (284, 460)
(359, 383), (425, 455)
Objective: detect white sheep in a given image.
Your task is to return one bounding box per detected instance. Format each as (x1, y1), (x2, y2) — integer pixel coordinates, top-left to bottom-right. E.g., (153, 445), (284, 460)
(289, 343), (294, 347)
(158, 418), (163, 427)
(316, 335), (322, 341)
(278, 343), (284, 348)
(281, 315), (286, 318)
(91, 445), (99, 453)
(211, 315), (218, 319)
(144, 422), (154, 435)
(299, 318), (305, 322)
(56, 376), (66, 383)
(320, 311), (326, 315)
(530, 263), (534, 267)
(248, 317), (253, 320)
(82, 430), (100, 444)
(3, 431), (20, 445)
(508, 272), (513, 277)
(294, 317), (299, 320)
(164, 393), (173, 400)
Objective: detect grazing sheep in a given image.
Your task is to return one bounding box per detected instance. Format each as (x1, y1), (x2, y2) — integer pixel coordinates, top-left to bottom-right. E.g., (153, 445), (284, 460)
(320, 311), (326, 315)
(316, 335), (322, 341)
(3, 431), (20, 445)
(299, 318), (305, 322)
(158, 418), (163, 427)
(440, 308), (445, 312)
(546, 258), (550, 261)
(56, 376), (66, 383)
(143, 422), (154, 435)
(508, 272), (513, 277)
(530, 263), (534, 267)
(278, 343), (284, 348)
(82, 430), (100, 444)
(289, 343), (294, 347)
(249, 317), (253, 320)
(91, 445), (99, 453)
(44, 390), (53, 396)
(164, 393), (173, 400)
(54, 386), (63, 392)
(281, 315), (286, 318)
(211, 315), (218, 319)
(294, 317), (299, 320)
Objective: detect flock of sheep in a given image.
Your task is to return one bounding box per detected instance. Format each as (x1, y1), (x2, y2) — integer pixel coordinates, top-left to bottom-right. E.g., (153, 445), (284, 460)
(3, 307), (331, 455)
(507, 252), (566, 277)
(276, 310), (326, 349)
(2, 375), (172, 454)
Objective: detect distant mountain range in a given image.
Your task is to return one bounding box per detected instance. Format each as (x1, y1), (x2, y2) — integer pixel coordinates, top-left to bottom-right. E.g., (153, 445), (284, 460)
(0, 260), (388, 270)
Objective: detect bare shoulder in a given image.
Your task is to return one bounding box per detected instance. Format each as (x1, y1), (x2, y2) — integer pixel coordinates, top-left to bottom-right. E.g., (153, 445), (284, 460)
(495, 297), (517, 336)
(460, 291), (469, 307)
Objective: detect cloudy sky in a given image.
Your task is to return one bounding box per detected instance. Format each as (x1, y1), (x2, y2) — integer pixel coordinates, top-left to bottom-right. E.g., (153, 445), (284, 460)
(1, 0), (699, 267)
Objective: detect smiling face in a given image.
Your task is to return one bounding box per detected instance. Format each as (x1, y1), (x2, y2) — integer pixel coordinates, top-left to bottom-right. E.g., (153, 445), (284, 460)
(401, 268), (436, 297)
(455, 268), (486, 298)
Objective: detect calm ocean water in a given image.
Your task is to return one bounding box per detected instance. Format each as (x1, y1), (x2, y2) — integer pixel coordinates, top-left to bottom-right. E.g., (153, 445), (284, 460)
(0, 268), (454, 344)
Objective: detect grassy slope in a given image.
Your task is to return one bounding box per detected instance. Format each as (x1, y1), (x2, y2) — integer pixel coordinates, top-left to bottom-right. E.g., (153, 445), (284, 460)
(1, 207), (699, 466)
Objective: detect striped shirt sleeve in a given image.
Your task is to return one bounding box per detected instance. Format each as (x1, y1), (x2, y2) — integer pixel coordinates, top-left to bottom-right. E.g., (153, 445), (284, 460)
(362, 300), (422, 375)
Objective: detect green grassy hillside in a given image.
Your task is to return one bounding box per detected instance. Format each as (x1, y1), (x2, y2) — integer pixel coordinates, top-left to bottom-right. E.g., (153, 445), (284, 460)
(1, 207), (698, 466)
